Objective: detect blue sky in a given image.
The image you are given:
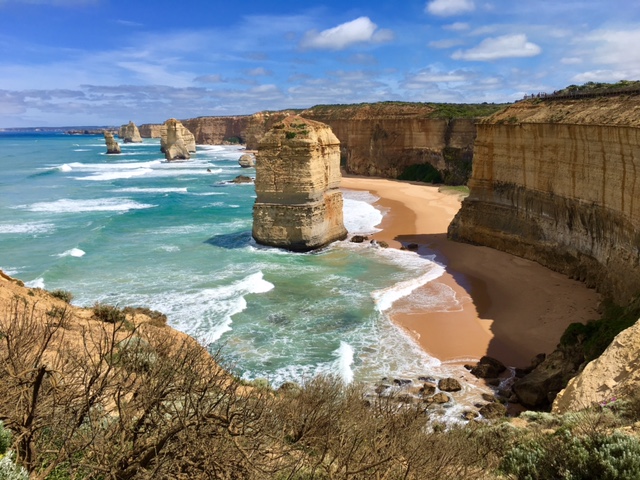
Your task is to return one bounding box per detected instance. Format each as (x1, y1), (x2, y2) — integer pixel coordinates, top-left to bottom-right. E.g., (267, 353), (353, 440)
(1, 0), (639, 127)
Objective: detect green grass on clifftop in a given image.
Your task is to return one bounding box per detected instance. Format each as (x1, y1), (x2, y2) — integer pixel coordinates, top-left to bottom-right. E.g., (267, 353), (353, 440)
(306, 101), (508, 119)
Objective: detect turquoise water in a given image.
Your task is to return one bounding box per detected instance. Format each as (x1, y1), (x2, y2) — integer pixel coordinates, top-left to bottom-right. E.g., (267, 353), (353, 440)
(0, 132), (464, 388)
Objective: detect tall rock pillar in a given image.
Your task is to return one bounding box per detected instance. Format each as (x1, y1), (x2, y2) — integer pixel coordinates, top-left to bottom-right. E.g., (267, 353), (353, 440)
(252, 115), (348, 252)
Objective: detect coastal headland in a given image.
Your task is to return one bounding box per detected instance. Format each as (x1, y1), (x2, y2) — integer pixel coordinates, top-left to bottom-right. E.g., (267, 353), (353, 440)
(341, 176), (601, 369)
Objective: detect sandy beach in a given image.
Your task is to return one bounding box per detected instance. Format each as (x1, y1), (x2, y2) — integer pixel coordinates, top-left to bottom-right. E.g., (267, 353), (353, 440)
(341, 177), (601, 368)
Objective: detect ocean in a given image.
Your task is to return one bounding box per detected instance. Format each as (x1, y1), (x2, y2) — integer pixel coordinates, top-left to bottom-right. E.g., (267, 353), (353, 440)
(0, 132), (482, 415)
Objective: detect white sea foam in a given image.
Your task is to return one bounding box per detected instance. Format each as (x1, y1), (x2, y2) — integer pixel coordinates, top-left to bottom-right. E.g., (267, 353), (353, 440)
(77, 168), (154, 181)
(18, 198), (155, 213)
(68, 160), (162, 170)
(150, 271), (275, 346)
(56, 248), (85, 258)
(190, 192), (228, 196)
(0, 222), (55, 234)
(342, 189), (383, 234)
(26, 277), (45, 289)
(58, 164), (73, 172)
(73, 148), (91, 152)
(113, 187), (189, 194)
(371, 262), (445, 311)
(335, 341), (355, 384)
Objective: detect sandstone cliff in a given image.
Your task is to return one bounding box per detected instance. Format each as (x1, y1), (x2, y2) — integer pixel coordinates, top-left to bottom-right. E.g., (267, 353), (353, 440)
(160, 120), (196, 154)
(553, 316), (640, 413)
(119, 121), (143, 143)
(103, 131), (121, 154)
(449, 94), (640, 305)
(301, 104), (480, 184)
(163, 118), (191, 161)
(252, 115), (347, 251)
(138, 123), (163, 138)
(172, 103), (503, 185)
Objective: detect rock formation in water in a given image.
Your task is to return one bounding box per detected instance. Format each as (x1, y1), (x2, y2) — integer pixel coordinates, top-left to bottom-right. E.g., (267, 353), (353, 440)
(163, 118), (191, 161)
(448, 94), (640, 305)
(160, 120), (196, 155)
(252, 115), (347, 252)
(103, 131), (121, 154)
(119, 121), (143, 143)
(238, 153), (256, 168)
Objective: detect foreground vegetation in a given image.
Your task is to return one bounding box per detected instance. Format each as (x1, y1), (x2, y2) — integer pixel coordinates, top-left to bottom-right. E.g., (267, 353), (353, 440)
(4, 292), (640, 479)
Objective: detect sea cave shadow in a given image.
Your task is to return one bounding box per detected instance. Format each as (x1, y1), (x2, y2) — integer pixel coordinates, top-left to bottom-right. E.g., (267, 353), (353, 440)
(394, 232), (529, 368)
(204, 230), (253, 249)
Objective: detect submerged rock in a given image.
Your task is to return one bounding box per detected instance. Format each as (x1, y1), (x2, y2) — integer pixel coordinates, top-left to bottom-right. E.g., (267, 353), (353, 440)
(252, 115), (348, 252)
(103, 131), (121, 154)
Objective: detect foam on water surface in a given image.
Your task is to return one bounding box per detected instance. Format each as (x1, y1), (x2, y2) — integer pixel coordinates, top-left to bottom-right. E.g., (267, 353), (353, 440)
(17, 198), (156, 213)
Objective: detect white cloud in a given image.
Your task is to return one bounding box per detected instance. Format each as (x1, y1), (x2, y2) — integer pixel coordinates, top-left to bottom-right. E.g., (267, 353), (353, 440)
(429, 39), (464, 49)
(560, 57), (582, 65)
(246, 67), (271, 76)
(300, 17), (394, 50)
(452, 34), (541, 61)
(572, 69), (633, 83)
(443, 22), (470, 31)
(426, 0), (475, 17)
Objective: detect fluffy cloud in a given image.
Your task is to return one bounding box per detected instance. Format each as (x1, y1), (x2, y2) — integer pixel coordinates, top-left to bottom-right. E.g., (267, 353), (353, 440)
(426, 0), (475, 17)
(452, 34), (541, 61)
(300, 17), (394, 50)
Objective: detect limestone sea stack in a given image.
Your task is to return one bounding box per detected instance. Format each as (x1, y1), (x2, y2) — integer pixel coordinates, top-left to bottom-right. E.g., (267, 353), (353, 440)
(163, 118), (191, 161)
(103, 131), (121, 154)
(252, 115), (347, 252)
(119, 121), (143, 143)
(160, 120), (196, 154)
(238, 153), (256, 168)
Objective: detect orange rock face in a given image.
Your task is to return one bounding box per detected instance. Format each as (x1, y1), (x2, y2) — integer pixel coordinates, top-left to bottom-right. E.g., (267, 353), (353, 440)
(252, 115), (347, 252)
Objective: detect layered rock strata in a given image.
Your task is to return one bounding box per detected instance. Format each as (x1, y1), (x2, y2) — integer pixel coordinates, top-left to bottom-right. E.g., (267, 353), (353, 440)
(119, 121), (143, 143)
(163, 118), (191, 161)
(252, 115), (347, 251)
(449, 96), (640, 304)
(103, 131), (121, 154)
(138, 123), (163, 138)
(160, 120), (196, 155)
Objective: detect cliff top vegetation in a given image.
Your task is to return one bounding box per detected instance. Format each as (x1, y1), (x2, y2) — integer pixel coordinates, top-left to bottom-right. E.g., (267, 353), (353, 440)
(304, 101), (508, 120)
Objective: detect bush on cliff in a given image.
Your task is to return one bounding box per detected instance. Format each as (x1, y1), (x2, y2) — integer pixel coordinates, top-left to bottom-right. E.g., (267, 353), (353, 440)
(398, 163), (443, 184)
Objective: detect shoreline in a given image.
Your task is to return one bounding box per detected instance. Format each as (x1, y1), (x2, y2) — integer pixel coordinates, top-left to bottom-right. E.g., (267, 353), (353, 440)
(341, 176), (601, 369)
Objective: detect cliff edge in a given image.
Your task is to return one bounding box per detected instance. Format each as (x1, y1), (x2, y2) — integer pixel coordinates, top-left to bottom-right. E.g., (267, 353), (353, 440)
(449, 94), (640, 305)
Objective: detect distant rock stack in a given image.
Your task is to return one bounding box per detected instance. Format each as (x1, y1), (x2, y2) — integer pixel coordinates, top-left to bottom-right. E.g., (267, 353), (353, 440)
(160, 120), (196, 155)
(252, 115), (347, 252)
(163, 118), (191, 161)
(103, 131), (121, 154)
(119, 121), (143, 143)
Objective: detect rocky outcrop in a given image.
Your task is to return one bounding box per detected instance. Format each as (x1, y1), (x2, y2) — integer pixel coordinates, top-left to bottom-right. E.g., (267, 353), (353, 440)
(252, 115), (347, 252)
(553, 317), (640, 414)
(103, 131), (121, 154)
(138, 123), (163, 138)
(160, 120), (196, 155)
(119, 121), (143, 143)
(238, 153), (256, 168)
(163, 119), (191, 161)
(449, 95), (640, 305)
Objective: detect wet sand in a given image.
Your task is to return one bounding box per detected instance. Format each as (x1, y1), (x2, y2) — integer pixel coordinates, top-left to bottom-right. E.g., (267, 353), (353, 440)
(341, 177), (601, 368)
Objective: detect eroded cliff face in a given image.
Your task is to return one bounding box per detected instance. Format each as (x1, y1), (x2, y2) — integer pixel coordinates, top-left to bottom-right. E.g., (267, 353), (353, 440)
(252, 115), (347, 252)
(449, 96), (640, 304)
(171, 104), (491, 185)
(302, 105), (477, 184)
(160, 120), (196, 155)
(138, 123), (163, 138)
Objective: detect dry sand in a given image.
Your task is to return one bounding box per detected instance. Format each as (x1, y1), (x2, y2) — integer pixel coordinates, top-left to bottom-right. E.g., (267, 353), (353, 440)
(341, 177), (601, 369)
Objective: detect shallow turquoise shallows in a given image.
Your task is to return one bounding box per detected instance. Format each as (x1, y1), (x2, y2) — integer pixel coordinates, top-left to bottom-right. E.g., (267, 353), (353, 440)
(0, 131), (459, 387)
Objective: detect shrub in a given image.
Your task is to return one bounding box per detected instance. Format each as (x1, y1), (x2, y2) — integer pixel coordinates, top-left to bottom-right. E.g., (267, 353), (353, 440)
(92, 303), (127, 324)
(0, 451), (29, 480)
(398, 163), (443, 184)
(0, 421), (12, 455)
(123, 306), (167, 327)
(50, 289), (73, 304)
